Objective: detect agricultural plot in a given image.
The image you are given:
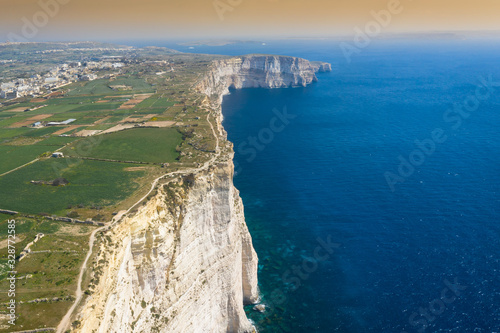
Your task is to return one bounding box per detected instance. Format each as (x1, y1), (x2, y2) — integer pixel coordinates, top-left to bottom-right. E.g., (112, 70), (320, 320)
(0, 115), (31, 128)
(0, 128), (32, 142)
(35, 136), (79, 146)
(69, 102), (123, 112)
(28, 103), (80, 115)
(62, 127), (183, 163)
(0, 44), (221, 331)
(67, 77), (154, 96)
(0, 145), (54, 174)
(0, 159), (145, 215)
(0, 216), (97, 331)
(22, 127), (61, 137)
(151, 98), (177, 108)
(133, 96), (177, 111)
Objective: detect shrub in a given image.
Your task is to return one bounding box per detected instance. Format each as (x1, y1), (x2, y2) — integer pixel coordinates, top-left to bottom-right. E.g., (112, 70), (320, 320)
(67, 211), (79, 218)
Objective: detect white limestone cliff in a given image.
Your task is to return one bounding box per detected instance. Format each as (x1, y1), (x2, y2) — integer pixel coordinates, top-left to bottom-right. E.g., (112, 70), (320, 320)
(75, 55), (330, 333)
(197, 55), (331, 102)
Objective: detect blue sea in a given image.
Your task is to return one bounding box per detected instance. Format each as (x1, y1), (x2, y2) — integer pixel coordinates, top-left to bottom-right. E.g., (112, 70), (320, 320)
(136, 39), (500, 332)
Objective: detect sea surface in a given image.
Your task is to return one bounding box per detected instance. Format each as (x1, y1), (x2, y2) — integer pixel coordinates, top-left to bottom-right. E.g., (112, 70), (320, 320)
(134, 39), (500, 332)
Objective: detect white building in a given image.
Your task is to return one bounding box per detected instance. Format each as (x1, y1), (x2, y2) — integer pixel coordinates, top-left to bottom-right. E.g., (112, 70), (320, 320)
(44, 77), (59, 84)
(0, 90), (19, 99)
(80, 74), (97, 81)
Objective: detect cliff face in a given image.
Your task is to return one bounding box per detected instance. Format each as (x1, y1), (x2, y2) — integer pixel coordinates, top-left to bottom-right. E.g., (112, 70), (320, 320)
(197, 55), (331, 102)
(78, 161), (259, 333)
(76, 55), (330, 333)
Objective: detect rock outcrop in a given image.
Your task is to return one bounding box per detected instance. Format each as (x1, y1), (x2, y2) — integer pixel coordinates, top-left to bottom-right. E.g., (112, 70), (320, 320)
(197, 55), (331, 102)
(77, 162), (259, 333)
(75, 55), (330, 333)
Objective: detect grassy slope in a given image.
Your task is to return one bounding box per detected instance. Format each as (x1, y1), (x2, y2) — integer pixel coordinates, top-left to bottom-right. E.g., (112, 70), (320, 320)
(62, 128), (182, 163)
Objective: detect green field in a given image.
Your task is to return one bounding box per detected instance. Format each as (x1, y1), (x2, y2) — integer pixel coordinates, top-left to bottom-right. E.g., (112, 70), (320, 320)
(62, 127), (183, 163)
(151, 98), (176, 108)
(45, 95), (103, 105)
(68, 77), (154, 96)
(0, 216), (96, 331)
(134, 96), (177, 111)
(29, 103), (80, 114)
(0, 145), (54, 174)
(0, 115), (30, 128)
(22, 126), (61, 137)
(0, 159), (145, 215)
(0, 128), (32, 142)
(69, 102), (122, 112)
(35, 136), (79, 146)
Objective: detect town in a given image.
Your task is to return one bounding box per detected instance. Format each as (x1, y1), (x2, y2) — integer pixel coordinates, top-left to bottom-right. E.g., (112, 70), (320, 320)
(0, 56), (126, 100)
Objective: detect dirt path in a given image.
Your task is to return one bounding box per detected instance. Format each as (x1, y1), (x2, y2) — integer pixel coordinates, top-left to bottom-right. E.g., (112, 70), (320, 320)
(56, 225), (104, 333)
(0, 158), (40, 177)
(0, 145), (67, 178)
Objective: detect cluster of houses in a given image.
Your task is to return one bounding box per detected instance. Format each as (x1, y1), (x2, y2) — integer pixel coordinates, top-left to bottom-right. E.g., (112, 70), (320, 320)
(0, 58), (125, 100)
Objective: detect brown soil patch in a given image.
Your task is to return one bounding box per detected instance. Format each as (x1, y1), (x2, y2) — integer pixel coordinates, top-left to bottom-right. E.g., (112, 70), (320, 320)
(31, 98), (46, 103)
(0, 235), (26, 249)
(143, 121), (176, 128)
(118, 93), (153, 110)
(57, 223), (94, 236)
(46, 91), (63, 98)
(120, 114), (157, 124)
(105, 95), (132, 98)
(98, 123), (136, 135)
(10, 114), (54, 127)
(93, 116), (111, 125)
(4, 137), (44, 146)
(9, 107), (30, 112)
(124, 166), (149, 171)
(74, 129), (101, 137)
(9, 120), (35, 128)
(29, 114), (53, 121)
(96, 100), (110, 103)
(53, 125), (80, 135)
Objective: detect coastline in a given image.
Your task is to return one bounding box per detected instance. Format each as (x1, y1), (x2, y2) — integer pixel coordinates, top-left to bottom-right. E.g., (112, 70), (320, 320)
(69, 54), (330, 333)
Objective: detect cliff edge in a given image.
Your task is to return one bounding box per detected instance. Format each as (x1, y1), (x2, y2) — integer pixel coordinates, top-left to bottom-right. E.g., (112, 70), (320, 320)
(74, 55), (330, 333)
(197, 55), (331, 102)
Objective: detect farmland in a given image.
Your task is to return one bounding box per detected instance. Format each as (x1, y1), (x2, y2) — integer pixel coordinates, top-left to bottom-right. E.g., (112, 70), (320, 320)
(0, 215), (98, 332)
(62, 127), (183, 163)
(0, 159), (145, 217)
(0, 145), (52, 174)
(0, 51), (218, 219)
(0, 43), (223, 331)
(67, 77), (155, 96)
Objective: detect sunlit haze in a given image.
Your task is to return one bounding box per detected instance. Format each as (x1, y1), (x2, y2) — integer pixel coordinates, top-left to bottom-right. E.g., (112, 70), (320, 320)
(2, 0), (500, 42)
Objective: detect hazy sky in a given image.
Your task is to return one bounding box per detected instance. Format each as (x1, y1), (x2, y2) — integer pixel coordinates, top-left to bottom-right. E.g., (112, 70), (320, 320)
(2, 0), (500, 42)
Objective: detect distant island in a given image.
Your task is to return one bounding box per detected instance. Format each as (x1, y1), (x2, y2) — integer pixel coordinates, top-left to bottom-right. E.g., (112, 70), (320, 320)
(178, 39), (265, 47)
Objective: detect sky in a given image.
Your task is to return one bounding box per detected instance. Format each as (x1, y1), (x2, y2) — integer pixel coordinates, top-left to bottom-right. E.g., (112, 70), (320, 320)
(1, 0), (500, 42)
